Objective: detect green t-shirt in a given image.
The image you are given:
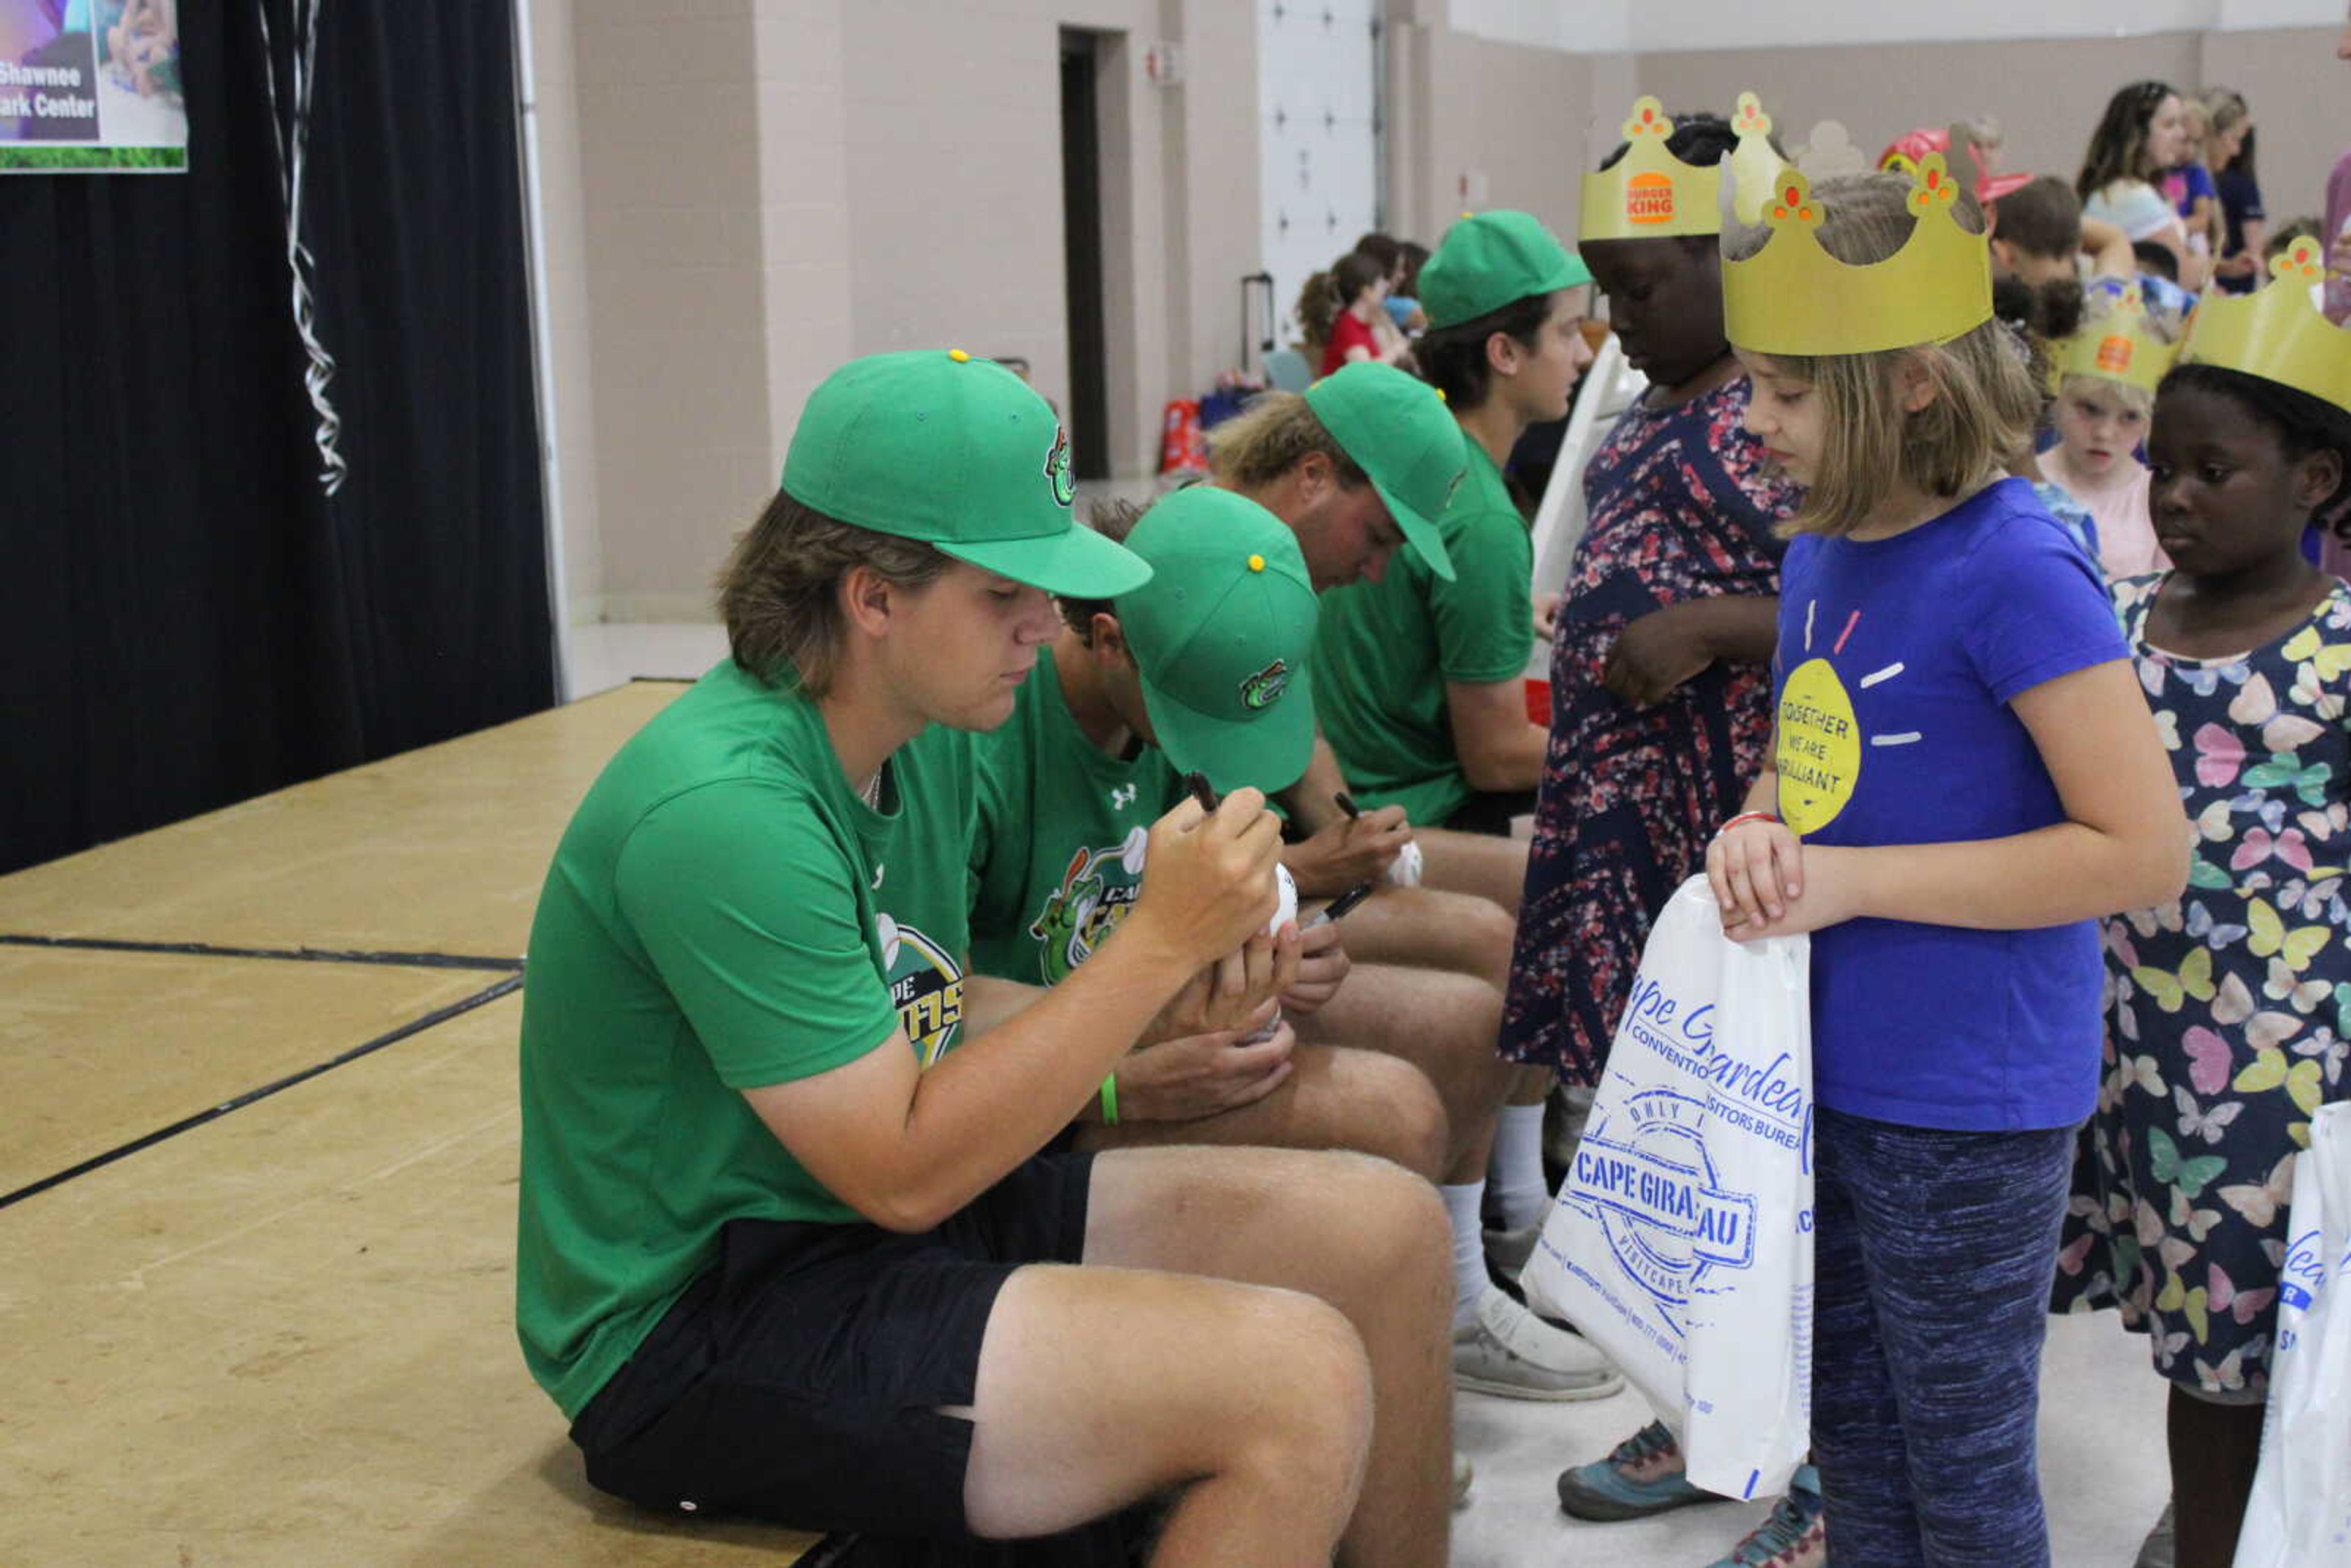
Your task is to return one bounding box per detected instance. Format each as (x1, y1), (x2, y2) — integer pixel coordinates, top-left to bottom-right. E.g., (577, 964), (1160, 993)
(1310, 439), (1534, 823)
(969, 645), (1185, 986)
(515, 659), (975, 1419)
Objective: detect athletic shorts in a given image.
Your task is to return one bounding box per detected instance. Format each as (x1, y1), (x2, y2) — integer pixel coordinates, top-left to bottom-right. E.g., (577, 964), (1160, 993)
(569, 1152), (1096, 1544)
(1445, 787), (1537, 837)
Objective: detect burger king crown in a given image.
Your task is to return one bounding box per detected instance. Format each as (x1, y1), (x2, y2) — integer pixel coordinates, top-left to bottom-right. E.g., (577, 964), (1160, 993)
(1720, 144), (1992, 358)
(2053, 286), (2181, 395)
(2177, 238), (2351, 415)
(1579, 95), (1733, 241)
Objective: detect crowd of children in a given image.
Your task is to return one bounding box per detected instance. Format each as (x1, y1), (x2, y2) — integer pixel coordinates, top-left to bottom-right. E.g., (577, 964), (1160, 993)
(511, 55), (2351, 1568)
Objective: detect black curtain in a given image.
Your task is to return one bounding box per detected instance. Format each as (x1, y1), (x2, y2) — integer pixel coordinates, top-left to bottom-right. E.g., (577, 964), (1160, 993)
(1, 1), (553, 877)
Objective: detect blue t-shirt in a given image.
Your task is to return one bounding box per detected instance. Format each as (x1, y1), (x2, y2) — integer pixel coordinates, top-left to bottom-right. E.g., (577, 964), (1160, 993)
(2160, 160), (2215, 220)
(1772, 479), (2129, 1131)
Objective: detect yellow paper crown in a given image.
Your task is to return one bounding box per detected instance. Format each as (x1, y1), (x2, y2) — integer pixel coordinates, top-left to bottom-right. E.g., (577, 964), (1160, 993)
(2177, 239), (2351, 415)
(1724, 92), (1782, 227)
(1579, 96), (1724, 241)
(1722, 154), (1992, 358)
(2053, 287), (2181, 395)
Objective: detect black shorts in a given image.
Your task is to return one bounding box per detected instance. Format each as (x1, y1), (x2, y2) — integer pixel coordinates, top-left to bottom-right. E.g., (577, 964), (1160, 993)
(571, 1152), (1098, 1548)
(1444, 787), (1537, 837)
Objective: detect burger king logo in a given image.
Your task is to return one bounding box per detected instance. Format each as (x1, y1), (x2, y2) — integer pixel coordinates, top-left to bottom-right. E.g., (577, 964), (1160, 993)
(2094, 336), (2135, 375)
(1625, 171), (1676, 226)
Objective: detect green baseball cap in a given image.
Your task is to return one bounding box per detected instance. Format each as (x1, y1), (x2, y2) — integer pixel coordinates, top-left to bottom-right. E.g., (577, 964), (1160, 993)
(1303, 362), (1464, 582)
(1419, 209), (1594, 330)
(1113, 488), (1319, 795)
(781, 350), (1149, 598)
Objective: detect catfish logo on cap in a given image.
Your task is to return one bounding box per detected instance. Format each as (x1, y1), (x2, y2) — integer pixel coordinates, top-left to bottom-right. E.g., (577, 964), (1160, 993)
(1044, 427), (1076, 508)
(1239, 658), (1291, 711)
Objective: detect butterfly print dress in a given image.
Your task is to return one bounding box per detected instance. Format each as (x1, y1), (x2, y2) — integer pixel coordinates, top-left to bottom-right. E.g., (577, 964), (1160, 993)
(2052, 574), (2351, 1396)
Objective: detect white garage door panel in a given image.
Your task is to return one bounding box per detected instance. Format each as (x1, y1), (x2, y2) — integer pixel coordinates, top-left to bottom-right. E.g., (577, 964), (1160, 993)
(1259, 0), (1383, 345)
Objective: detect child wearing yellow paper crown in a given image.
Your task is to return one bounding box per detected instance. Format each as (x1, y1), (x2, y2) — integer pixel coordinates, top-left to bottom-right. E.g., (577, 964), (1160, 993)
(1706, 152), (2189, 1563)
(2042, 285), (2186, 579)
(2050, 237), (2351, 1568)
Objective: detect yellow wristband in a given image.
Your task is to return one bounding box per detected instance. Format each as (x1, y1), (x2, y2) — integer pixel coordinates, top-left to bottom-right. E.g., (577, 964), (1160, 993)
(1098, 1072), (1120, 1126)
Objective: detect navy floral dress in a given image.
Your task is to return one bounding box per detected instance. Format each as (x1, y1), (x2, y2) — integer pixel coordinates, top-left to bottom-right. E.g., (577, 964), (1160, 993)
(2053, 574), (2351, 1396)
(1500, 376), (1802, 1082)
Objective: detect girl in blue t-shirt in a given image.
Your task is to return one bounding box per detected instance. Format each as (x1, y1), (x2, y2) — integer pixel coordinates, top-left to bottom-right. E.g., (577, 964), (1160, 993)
(1710, 171), (2189, 1566)
(2053, 357), (2351, 1568)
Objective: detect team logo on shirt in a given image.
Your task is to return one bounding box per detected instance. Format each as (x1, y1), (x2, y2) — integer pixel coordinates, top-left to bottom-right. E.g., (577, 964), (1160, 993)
(1239, 658), (1291, 711)
(1028, 827), (1150, 984)
(876, 913), (966, 1067)
(1044, 426), (1076, 508)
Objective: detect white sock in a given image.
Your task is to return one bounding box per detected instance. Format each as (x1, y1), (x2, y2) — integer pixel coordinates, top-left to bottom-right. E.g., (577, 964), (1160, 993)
(1490, 1104), (1551, 1230)
(1441, 1181), (1488, 1327)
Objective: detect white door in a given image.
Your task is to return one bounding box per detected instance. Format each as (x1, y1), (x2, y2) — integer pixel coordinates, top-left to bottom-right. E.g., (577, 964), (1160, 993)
(1257, 0), (1382, 353)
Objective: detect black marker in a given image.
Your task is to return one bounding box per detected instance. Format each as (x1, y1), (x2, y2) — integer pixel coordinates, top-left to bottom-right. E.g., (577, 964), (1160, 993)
(1304, 882), (1376, 928)
(1334, 790), (1362, 820)
(1186, 771), (1221, 814)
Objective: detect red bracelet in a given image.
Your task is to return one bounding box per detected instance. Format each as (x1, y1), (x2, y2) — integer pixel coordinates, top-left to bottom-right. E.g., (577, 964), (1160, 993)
(1717, 810), (1780, 836)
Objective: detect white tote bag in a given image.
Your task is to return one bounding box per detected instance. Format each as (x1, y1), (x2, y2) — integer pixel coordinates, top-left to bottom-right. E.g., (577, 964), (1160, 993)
(1522, 876), (1815, 1501)
(2234, 1100), (2351, 1568)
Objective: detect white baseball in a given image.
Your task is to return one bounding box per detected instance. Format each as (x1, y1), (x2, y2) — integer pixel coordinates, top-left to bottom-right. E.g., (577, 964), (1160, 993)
(1269, 863), (1298, 934)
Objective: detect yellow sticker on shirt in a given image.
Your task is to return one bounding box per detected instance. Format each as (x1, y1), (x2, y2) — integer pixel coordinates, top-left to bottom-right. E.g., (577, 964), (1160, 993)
(1777, 656), (1860, 834)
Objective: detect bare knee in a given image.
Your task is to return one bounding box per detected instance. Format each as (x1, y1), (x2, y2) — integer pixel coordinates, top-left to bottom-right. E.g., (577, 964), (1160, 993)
(1324, 1153), (1452, 1301)
(1406, 973), (1512, 1131)
(1223, 1289), (1376, 1496)
(1457, 897), (1517, 989)
(1343, 1052), (1449, 1181)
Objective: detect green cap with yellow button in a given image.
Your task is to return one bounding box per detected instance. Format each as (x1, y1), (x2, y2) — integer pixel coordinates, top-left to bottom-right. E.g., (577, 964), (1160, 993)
(782, 349), (1149, 597)
(1419, 209), (1592, 331)
(1303, 361), (1465, 582)
(1112, 487), (1319, 795)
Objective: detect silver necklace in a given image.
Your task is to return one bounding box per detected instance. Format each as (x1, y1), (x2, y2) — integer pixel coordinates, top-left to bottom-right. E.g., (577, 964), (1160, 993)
(858, 770), (883, 809)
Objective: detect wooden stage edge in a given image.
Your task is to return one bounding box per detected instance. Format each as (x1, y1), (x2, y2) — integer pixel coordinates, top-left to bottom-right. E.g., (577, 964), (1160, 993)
(0, 679), (689, 959)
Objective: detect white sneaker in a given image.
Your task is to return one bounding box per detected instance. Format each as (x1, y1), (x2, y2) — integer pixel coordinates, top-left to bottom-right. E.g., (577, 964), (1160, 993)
(1453, 1452), (1475, 1510)
(1452, 1285), (1624, 1401)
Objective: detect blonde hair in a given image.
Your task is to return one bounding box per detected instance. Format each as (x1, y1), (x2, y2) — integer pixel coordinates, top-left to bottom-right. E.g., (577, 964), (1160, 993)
(1205, 392), (1370, 493)
(1725, 173), (2039, 537)
(2058, 372), (2153, 418)
(2054, 290), (2182, 417)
